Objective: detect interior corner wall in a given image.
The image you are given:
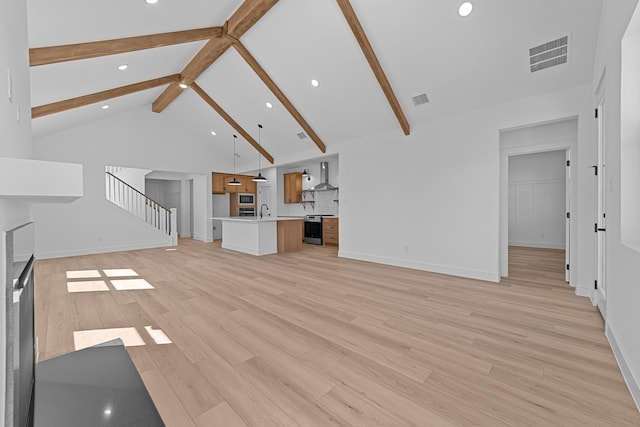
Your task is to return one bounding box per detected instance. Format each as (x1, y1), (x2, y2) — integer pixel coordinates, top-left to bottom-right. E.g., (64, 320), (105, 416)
(338, 83), (592, 283)
(593, 0), (640, 410)
(0, 0), (33, 420)
(31, 107), (218, 257)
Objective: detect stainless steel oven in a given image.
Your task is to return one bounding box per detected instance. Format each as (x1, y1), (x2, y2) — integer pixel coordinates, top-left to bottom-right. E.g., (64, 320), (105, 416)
(304, 215), (323, 244)
(238, 207), (256, 217)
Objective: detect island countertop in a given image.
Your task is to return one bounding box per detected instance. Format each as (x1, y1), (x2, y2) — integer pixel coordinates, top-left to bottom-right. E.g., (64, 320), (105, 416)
(210, 216), (303, 222)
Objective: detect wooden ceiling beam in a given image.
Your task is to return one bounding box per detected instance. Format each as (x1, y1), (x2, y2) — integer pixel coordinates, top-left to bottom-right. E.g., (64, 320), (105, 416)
(226, 0), (280, 39)
(191, 82), (275, 164)
(152, 0), (279, 113)
(231, 41), (327, 153)
(32, 74), (180, 119)
(30, 27), (223, 67)
(336, 0), (410, 135)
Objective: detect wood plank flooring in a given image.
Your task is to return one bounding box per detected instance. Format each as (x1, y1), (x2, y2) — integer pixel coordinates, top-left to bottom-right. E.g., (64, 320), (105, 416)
(34, 241), (640, 426)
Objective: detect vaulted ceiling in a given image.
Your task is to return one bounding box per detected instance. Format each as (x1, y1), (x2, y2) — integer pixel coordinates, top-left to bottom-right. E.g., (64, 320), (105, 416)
(27, 0), (603, 168)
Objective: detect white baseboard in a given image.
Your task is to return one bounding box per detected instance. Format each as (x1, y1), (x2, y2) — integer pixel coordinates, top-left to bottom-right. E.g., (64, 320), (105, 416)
(574, 286), (594, 301)
(36, 240), (172, 259)
(338, 250), (500, 282)
(221, 242), (276, 256)
(509, 241), (565, 250)
(180, 233), (192, 238)
(606, 325), (640, 412)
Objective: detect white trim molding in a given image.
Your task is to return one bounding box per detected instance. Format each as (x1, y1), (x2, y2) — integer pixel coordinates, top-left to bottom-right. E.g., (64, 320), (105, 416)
(607, 325), (640, 412)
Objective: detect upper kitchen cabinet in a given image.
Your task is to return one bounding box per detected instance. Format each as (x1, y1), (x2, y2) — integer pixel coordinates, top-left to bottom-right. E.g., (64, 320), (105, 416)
(238, 175), (257, 194)
(212, 172), (226, 194)
(212, 172), (257, 194)
(283, 172), (302, 204)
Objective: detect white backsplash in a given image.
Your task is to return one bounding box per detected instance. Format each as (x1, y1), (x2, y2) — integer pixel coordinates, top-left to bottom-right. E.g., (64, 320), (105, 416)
(302, 190), (339, 216)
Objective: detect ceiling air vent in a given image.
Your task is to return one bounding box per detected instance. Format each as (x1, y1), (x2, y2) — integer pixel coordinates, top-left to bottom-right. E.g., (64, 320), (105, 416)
(411, 93), (429, 106)
(529, 36), (568, 73)
(296, 131), (308, 139)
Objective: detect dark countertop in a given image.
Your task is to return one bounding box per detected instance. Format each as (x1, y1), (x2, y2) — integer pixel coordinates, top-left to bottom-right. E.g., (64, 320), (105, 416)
(34, 340), (164, 427)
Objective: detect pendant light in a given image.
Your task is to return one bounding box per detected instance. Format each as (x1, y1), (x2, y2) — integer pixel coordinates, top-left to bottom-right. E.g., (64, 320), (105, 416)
(253, 124), (268, 182)
(228, 134), (241, 186)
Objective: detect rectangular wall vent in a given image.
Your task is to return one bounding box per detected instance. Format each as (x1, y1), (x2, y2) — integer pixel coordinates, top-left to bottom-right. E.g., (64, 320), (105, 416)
(529, 36), (568, 73)
(411, 93), (429, 106)
(296, 132), (307, 139)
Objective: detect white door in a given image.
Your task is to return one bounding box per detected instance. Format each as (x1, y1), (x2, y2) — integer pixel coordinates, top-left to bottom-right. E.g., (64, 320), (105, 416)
(258, 185), (272, 218)
(565, 149), (571, 283)
(595, 102), (607, 317)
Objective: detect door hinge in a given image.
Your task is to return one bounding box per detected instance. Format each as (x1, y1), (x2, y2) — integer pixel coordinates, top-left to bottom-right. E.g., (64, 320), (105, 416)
(595, 108), (598, 119)
(566, 264), (570, 271)
(594, 280), (598, 289)
(566, 212), (570, 219)
(566, 160), (570, 167)
(591, 165), (598, 175)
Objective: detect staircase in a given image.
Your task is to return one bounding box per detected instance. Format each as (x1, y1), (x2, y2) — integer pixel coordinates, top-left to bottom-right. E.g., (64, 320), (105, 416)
(105, 170), (177, 245)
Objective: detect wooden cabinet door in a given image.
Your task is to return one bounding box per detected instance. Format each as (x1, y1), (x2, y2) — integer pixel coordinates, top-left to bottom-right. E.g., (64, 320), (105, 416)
(239, 175), (257, 193)
(212, 173), (226, 194)
(224, 175), (238, 193)
(322, 218), (339, 246)
(283, 172), (302, 204)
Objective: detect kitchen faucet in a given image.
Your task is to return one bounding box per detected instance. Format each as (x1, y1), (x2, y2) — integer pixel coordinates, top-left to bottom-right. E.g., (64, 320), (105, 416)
(259, 203), (269, 218)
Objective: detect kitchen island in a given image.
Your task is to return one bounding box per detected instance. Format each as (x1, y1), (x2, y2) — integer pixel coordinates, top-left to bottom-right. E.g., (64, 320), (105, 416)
(211, 216), (304, 256)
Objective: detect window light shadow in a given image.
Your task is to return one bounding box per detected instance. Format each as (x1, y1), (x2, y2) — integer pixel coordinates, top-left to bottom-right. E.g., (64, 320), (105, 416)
(111, 279), (154, 290)
(144, 326), (172, 345)
(66, 281), (109, 293)
(66, 270), (101, 279)
(74, 327), (145, 351)
(103, 268), (138, 278)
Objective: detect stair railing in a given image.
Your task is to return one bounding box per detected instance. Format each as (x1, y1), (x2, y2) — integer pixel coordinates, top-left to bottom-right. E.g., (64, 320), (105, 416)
(105, 172), (176, 242)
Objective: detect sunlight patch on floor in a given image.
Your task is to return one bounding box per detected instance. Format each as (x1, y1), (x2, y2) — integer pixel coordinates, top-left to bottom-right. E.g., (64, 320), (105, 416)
(66, 270), (101, 279)
(66, 280), (110, 293)
(103, 268), (139, 277)
(111, 279), (154, 290)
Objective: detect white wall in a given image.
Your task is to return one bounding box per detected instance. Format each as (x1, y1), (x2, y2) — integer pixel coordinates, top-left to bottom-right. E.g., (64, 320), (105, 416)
(338, 83), (593, 284)
(592, 0), (640, 409)
(32, 106), (218, 257)
(110, 166), (151, 193)
(508, 151), (566, 249)
(0, 0), (33, 420)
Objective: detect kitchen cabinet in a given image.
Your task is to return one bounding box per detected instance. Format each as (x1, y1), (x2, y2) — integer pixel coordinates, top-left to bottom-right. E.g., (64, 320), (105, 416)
(238, 175), (257, 193)
(212, 172), (226, 194)
(322, 217), (339, 247)
(283, 172), (302, 204)
(212, 172), (257, 194)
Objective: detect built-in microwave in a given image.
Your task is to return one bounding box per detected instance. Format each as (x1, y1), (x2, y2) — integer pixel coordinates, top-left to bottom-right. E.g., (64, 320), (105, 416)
(238, 193), (255, 206)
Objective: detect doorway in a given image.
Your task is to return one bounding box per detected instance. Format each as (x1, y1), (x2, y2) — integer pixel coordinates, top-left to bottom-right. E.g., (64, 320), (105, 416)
(499, 118), (577, 282)
(594, 98), (607, 317)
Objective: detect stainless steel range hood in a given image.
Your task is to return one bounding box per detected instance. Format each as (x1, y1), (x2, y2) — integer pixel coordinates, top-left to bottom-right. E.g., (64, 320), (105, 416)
(311, 162), (335, 191)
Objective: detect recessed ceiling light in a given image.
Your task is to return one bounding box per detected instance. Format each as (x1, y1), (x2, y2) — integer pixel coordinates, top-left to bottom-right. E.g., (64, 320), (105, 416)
(311, 79), (319, 87)
(210, 131), (216, 136)
(265, 102), (273, 109)
(458, 2), (473, 17)
(101, 105), (109, 109)
(145, 0), (158, 4)
(178, 83), (188, 89)
(118, 64), (128, 71)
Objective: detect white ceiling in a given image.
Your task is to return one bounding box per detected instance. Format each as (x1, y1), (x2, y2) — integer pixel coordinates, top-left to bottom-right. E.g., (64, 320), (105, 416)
(26, 0), (603, 167)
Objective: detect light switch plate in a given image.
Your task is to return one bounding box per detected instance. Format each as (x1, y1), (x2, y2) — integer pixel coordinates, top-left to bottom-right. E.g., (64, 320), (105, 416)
(7, 68), (13, 102)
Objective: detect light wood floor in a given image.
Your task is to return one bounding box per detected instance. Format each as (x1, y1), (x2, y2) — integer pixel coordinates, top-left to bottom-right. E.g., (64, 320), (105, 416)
(35, 241), (640, 426)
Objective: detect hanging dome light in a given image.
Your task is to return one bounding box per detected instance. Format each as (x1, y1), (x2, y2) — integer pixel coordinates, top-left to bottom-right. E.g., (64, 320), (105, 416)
(228, 135), (241, 186)
(253, 124), (268, 182)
